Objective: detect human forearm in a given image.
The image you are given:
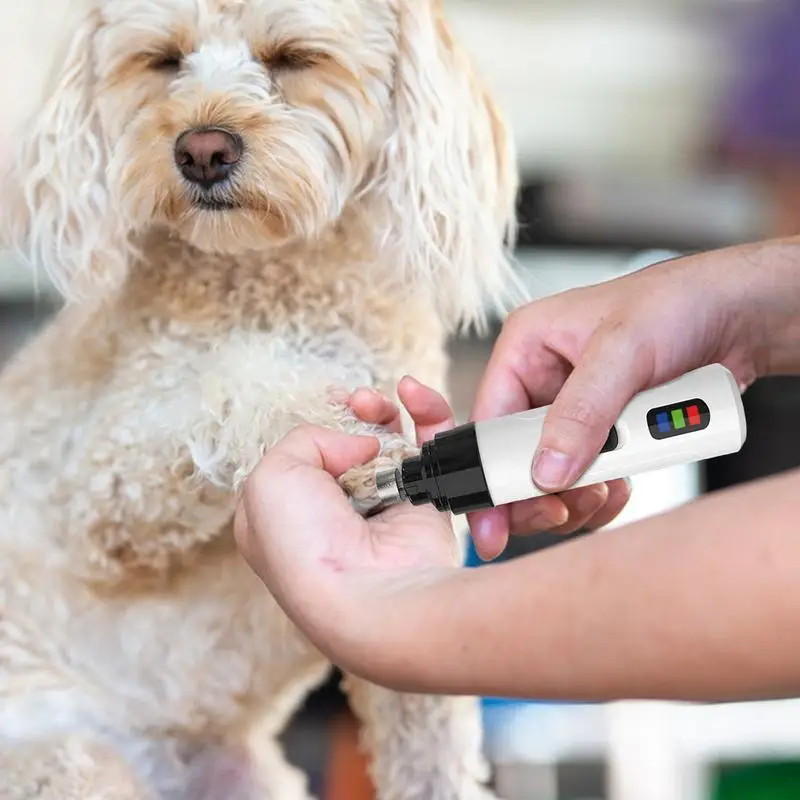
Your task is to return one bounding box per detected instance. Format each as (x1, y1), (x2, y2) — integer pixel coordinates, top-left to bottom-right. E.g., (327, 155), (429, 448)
(352, 468), (800, 702)
(740, 236), (800, 377)
(704, 236), (800, 379)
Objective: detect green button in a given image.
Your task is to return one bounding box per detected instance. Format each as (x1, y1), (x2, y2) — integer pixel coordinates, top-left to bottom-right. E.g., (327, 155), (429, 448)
(671, 408), (686, 429)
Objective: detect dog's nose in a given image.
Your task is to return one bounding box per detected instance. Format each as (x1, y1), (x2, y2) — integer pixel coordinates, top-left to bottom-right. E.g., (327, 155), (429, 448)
(174, 129), (242, 188)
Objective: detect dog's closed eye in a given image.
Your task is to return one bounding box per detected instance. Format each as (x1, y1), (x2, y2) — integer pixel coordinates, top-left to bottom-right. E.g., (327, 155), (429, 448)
(257, 47), (327, 73)
(146, 49), (184, 73)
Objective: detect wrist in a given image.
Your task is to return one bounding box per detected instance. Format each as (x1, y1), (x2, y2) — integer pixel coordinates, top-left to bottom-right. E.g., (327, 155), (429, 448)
(321, 566), (464, 688)
(727, 237), (800, 379)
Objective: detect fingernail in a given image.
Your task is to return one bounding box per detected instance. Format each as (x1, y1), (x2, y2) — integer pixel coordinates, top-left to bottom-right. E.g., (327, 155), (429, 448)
(575, 485), (608, 516)
(400, 375), (422, 389)
(472, 515), (492, 543)
(539, 505), (570, 531)
(353, 387), (380, 401)
(471, 516), (501, 561)
(520, 511), (556, 533)
(533, 449), (575, 491)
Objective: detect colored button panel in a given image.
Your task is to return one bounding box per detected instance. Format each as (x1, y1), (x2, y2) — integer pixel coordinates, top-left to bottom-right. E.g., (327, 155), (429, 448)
(647, 398), (710, 440)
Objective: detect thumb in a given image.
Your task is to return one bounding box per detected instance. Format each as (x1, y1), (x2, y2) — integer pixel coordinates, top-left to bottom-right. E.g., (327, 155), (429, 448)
(236, 426), (379, 574)
(264, 424), (381, 479)
(240, 426), (379, 541)
(533, 331), (653, 492)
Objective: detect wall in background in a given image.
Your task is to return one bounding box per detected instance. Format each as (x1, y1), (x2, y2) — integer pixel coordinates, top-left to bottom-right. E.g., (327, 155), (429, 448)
(446, 0), (727, 176)
(0, 0), (88, 159)
(0, 0), (743, 175)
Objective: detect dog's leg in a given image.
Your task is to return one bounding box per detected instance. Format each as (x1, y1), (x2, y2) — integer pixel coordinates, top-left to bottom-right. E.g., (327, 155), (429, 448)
(342, 676), (497, 800)
(183, 737), (317, 800)
(249, 737), (317, 800)
(314, 367), (497, 798)
(0, 735), (153, 800)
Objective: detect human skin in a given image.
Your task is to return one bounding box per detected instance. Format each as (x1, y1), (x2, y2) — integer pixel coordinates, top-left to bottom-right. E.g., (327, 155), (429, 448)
(235, 236), (800, 702)
(467, 237), (800, 559)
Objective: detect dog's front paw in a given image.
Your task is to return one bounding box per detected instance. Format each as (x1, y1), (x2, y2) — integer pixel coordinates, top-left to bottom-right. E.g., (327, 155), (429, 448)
(339, 433), (417, 517)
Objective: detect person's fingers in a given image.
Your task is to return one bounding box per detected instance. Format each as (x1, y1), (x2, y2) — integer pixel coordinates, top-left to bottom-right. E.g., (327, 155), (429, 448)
(261, 425), (381, 481)
(547, 484), (610, 536)
(470, 356), (533, 423)
(467, 506), (512, 562)
(470, 494), (575, 558)
(397, 376), (456, 444)
(502, 484), (612, 537)
(238, 426), (378, 568)
(470, 312), (572, 423)
(466, 338), (567, 557)
(347, 379), (458, 444)
(583, 478), (632, 531)
(506, 495), (570, 535)
(533, 326), (655, 492)
(470, 313), (536, 422)
(470, 477), (624, 542)
(348, 388), (404, 434)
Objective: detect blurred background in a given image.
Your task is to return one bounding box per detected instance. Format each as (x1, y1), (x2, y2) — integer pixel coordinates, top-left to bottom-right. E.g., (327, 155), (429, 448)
(2, 1), (800, 798)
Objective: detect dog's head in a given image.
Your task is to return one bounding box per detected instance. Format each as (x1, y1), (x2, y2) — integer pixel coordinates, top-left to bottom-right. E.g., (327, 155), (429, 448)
(3, 0), (519, 330)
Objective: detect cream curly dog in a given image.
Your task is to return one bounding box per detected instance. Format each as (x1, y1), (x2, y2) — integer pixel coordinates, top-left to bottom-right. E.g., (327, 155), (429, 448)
(0, 0), (520, 796)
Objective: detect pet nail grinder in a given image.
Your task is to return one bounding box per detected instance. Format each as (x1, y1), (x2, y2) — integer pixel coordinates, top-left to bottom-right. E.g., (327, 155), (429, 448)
(373, 363), (747, 515)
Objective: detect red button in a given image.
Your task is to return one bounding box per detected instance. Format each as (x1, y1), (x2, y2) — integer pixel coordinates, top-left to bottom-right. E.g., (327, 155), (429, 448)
(687, 405), (701, 426)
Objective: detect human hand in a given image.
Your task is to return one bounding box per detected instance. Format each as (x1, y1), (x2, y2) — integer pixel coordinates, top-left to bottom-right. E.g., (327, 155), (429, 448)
(233, 378), (461, 674)
(347, 377), (632, 554)
(468, 248), (769, 559)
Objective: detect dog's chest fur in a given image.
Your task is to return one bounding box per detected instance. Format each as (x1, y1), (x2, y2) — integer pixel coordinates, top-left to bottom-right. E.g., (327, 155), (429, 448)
(0, 235), (448, 763)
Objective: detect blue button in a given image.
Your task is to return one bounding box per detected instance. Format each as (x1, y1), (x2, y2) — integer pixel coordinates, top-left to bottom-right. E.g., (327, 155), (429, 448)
(656, 412), (671, 433)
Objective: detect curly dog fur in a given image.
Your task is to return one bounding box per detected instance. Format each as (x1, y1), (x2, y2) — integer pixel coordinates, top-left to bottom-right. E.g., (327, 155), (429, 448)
(0, 0), (520, 796)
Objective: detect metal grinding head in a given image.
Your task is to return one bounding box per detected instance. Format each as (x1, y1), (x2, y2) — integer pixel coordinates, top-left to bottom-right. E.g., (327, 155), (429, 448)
(374, 466), (405, 508)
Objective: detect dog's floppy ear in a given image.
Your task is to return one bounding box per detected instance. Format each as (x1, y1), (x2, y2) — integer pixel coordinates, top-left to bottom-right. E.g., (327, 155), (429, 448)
(1, 8), (126, 299)
(379, 0), (523, 333)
